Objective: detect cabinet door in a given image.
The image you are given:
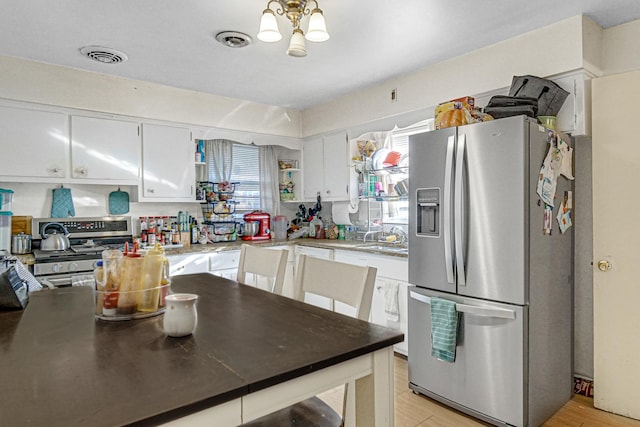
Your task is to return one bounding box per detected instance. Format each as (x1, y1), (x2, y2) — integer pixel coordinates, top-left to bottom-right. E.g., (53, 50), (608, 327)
(70, 116), (140, 182)
(322, 131), (349, 200)
(141, 124), (195, 200)
(0, 105), (68, 179)
(167, 253), (211, 276)
(302, 137), (324, 200)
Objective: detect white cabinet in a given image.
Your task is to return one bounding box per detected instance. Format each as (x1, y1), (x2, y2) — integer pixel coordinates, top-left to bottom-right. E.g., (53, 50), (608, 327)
(302, 131), (350, 201)
(209, 250), (241, 280)
(334, 249), (409, 355)
(140, 123), (195, 201)
(70, 116), (140, 183)
(167, 253), (211, 277)
(0, 105), (69, 180)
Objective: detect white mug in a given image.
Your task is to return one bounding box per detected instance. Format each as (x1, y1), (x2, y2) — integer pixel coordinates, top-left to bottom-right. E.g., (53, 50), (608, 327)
(163, 293), (198, 337)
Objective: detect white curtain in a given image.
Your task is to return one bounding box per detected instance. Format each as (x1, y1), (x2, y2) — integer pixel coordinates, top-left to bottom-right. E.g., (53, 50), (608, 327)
(259, 145), (280, 215)
(205, 139), (234, 182)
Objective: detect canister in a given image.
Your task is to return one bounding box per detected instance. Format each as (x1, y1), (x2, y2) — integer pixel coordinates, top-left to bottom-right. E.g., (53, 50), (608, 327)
(11, 233), (31, 254)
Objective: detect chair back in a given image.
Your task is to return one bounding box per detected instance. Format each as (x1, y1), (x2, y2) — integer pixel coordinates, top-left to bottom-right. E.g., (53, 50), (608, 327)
(293, 255), (376, 320)
(236, 244), (289, 294)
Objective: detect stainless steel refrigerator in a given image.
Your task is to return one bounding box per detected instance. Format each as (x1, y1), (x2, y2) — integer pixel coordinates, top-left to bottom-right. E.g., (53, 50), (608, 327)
(408, 115), (573, 427)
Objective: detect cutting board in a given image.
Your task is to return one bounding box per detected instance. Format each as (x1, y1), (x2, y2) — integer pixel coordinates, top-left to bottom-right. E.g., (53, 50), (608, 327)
(108, 188), (130, 215)
(11, 216), (32, 236)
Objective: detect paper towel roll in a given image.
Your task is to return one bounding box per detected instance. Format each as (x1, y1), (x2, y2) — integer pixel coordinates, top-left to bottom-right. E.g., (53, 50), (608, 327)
(332, 201), (357, 225)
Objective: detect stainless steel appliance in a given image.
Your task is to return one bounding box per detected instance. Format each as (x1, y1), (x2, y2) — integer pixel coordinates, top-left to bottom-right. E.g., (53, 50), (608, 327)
(31, 216), (133, 288)
(408, 116), (573, 427)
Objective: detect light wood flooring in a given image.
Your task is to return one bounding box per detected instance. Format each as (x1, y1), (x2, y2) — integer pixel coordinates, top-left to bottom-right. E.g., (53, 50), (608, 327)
(317, 355), (640, 427)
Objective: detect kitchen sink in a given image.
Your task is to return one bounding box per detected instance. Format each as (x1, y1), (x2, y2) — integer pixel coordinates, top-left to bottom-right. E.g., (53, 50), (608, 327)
(355, 243), (408, 255)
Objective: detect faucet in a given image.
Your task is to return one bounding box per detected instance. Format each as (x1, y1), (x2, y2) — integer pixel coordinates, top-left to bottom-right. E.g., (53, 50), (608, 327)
(363, 230), (382, 243)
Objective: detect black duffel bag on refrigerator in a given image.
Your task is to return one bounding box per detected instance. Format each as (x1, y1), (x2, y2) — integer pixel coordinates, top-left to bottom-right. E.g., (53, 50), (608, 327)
(483, 95), (538, 119)
(509, 75), (570, 116)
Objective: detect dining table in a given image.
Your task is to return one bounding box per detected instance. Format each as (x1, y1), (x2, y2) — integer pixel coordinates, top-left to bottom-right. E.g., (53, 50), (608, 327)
(0, 273), (404, 426)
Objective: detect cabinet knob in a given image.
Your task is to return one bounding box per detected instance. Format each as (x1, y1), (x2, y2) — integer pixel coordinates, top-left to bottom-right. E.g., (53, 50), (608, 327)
(48, 167), (62, 176)
(147, 188), (155, 194)
(74, 167), (88, 177)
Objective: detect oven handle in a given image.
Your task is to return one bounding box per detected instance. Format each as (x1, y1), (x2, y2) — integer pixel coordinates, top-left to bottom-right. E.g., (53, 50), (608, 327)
(38, 276), (71, 288)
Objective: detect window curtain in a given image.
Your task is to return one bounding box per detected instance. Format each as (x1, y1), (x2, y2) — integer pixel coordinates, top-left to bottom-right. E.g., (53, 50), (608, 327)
(204, 139), (234, 182)
(259, 145), (280, 216)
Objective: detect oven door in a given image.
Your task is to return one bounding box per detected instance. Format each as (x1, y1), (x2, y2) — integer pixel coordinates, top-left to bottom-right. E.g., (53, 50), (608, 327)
(37, 273), (96, 289)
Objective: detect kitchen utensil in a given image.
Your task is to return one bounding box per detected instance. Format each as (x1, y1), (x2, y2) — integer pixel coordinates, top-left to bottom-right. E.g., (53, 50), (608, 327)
(394, 178), (409, 196)
(40, 222), (71, 251)
(11, 233), (31, 254)
(241, 211), (271, 241)
(51, 186), (75, 218)
(108, 187), (130, 215)
(241, 221), (260, 237)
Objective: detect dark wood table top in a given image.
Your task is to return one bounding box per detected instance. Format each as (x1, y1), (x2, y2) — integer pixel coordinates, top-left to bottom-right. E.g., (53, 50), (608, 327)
(0, 273), (403, 426)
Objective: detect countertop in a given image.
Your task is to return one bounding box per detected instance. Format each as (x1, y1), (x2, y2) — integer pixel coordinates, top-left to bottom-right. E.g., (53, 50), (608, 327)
(162, 238), (408, 258)
(0, 274), (403, 426)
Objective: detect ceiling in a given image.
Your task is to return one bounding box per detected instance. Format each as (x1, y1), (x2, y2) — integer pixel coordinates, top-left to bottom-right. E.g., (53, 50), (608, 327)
(1, 0), (640, 110)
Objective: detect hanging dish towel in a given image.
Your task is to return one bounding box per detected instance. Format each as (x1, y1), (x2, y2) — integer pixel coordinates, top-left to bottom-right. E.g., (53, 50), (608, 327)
(384, 281), (400, 322)
(51, 187), (75, 218)
(108, 188), (130, 215)
(430, 297), (459, 363)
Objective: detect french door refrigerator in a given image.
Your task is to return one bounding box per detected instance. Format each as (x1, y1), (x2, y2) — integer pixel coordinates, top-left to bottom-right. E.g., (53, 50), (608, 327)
(408, 115), (573, 427)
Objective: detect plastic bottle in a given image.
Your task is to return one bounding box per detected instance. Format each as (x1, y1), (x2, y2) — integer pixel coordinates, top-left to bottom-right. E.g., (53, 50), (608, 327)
(137, 243), (166, 312)
(100, 250), (123, 316)
(94, 260), (105, 315)
(309, 216), (321, 238)
(118, 251), (143, 315)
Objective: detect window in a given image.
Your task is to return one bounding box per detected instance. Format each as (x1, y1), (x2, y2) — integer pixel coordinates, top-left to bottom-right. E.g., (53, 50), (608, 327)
(206, 142), (261, 214)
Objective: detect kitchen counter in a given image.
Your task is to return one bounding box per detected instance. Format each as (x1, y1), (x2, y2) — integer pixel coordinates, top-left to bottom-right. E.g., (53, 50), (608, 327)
(162, 238), (408, 258)
(0, 274), (403, 426)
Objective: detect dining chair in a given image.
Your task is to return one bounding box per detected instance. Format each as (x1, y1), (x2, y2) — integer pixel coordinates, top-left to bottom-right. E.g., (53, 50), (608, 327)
(236, 244), (289, 294)
(243, 254), (377, 427)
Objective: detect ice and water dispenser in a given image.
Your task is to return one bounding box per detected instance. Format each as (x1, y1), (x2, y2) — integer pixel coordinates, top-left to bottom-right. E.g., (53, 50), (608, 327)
(416, 188), (439, 237)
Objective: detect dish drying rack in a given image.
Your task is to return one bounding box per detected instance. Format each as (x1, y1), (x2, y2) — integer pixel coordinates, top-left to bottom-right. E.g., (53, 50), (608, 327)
(198, 182), (239, 242)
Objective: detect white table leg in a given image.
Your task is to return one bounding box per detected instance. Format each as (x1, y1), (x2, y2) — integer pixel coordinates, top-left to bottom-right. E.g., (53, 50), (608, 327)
(354, 347), (394, 427)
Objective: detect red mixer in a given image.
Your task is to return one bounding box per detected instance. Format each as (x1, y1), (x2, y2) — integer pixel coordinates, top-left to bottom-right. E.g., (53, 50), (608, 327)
(241, 211), (271, 241)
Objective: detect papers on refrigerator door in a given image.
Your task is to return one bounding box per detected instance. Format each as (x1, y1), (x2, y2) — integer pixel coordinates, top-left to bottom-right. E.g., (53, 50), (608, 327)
(556, 191), (573, 234)
(536, 130), (563, 206)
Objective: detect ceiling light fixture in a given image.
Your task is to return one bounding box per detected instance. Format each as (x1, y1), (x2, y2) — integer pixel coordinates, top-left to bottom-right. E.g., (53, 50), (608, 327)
(257, 0), (329, 58)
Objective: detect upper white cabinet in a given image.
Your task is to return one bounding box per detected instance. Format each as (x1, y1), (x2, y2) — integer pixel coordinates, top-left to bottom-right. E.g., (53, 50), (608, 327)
(140, 123), (195, 201)
(0, 105), (69, 180)
(70, 116), (140, 183)
(302, 131), (350, 201)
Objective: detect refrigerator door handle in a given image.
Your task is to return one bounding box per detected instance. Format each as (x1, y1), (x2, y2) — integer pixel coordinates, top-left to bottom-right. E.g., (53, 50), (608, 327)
(409, 291), (517, 320)
(444, 135), (455, 284)
(454, 133), (467, 286)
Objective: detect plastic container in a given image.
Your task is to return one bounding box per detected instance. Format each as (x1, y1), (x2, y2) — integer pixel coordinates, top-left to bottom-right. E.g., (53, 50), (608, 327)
(273, 215), (288, 240)
(538, 116), (557, 130)
(0, 212), (12, 252)
(0, 189), (13, 212)
(138, 243), (167, 313)
(117, 253), (143, 315)
(99, 249), (124, 316)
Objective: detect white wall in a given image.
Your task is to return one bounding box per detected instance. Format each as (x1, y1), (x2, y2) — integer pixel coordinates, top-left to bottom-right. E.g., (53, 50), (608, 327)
(602, 19), (640, 75)
(2, 182), (200, 232)
(302, 15), (588, 137)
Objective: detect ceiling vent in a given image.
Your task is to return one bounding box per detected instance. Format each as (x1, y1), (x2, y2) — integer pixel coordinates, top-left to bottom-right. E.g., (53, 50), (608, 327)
(215, 31), (252, 48)
(80, 46), (128, 64)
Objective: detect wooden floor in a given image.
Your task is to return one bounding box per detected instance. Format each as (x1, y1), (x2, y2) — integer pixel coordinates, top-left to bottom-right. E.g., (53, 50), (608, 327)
(318, 355), (640, 427)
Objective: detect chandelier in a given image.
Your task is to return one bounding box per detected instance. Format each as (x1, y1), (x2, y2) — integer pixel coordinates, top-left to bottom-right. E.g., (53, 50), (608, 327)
(257, 0), (329, 57)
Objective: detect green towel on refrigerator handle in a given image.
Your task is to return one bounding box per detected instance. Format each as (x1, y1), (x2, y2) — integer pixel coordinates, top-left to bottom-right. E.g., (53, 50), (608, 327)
(430, 297), (459, 363)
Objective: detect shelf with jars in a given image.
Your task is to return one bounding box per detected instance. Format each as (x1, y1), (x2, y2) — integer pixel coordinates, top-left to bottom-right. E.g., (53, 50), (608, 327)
(278, 159), (300, 202)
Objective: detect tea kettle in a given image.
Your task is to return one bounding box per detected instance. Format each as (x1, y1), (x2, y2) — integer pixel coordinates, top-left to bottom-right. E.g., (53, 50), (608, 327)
(40, 222), (71, 251)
